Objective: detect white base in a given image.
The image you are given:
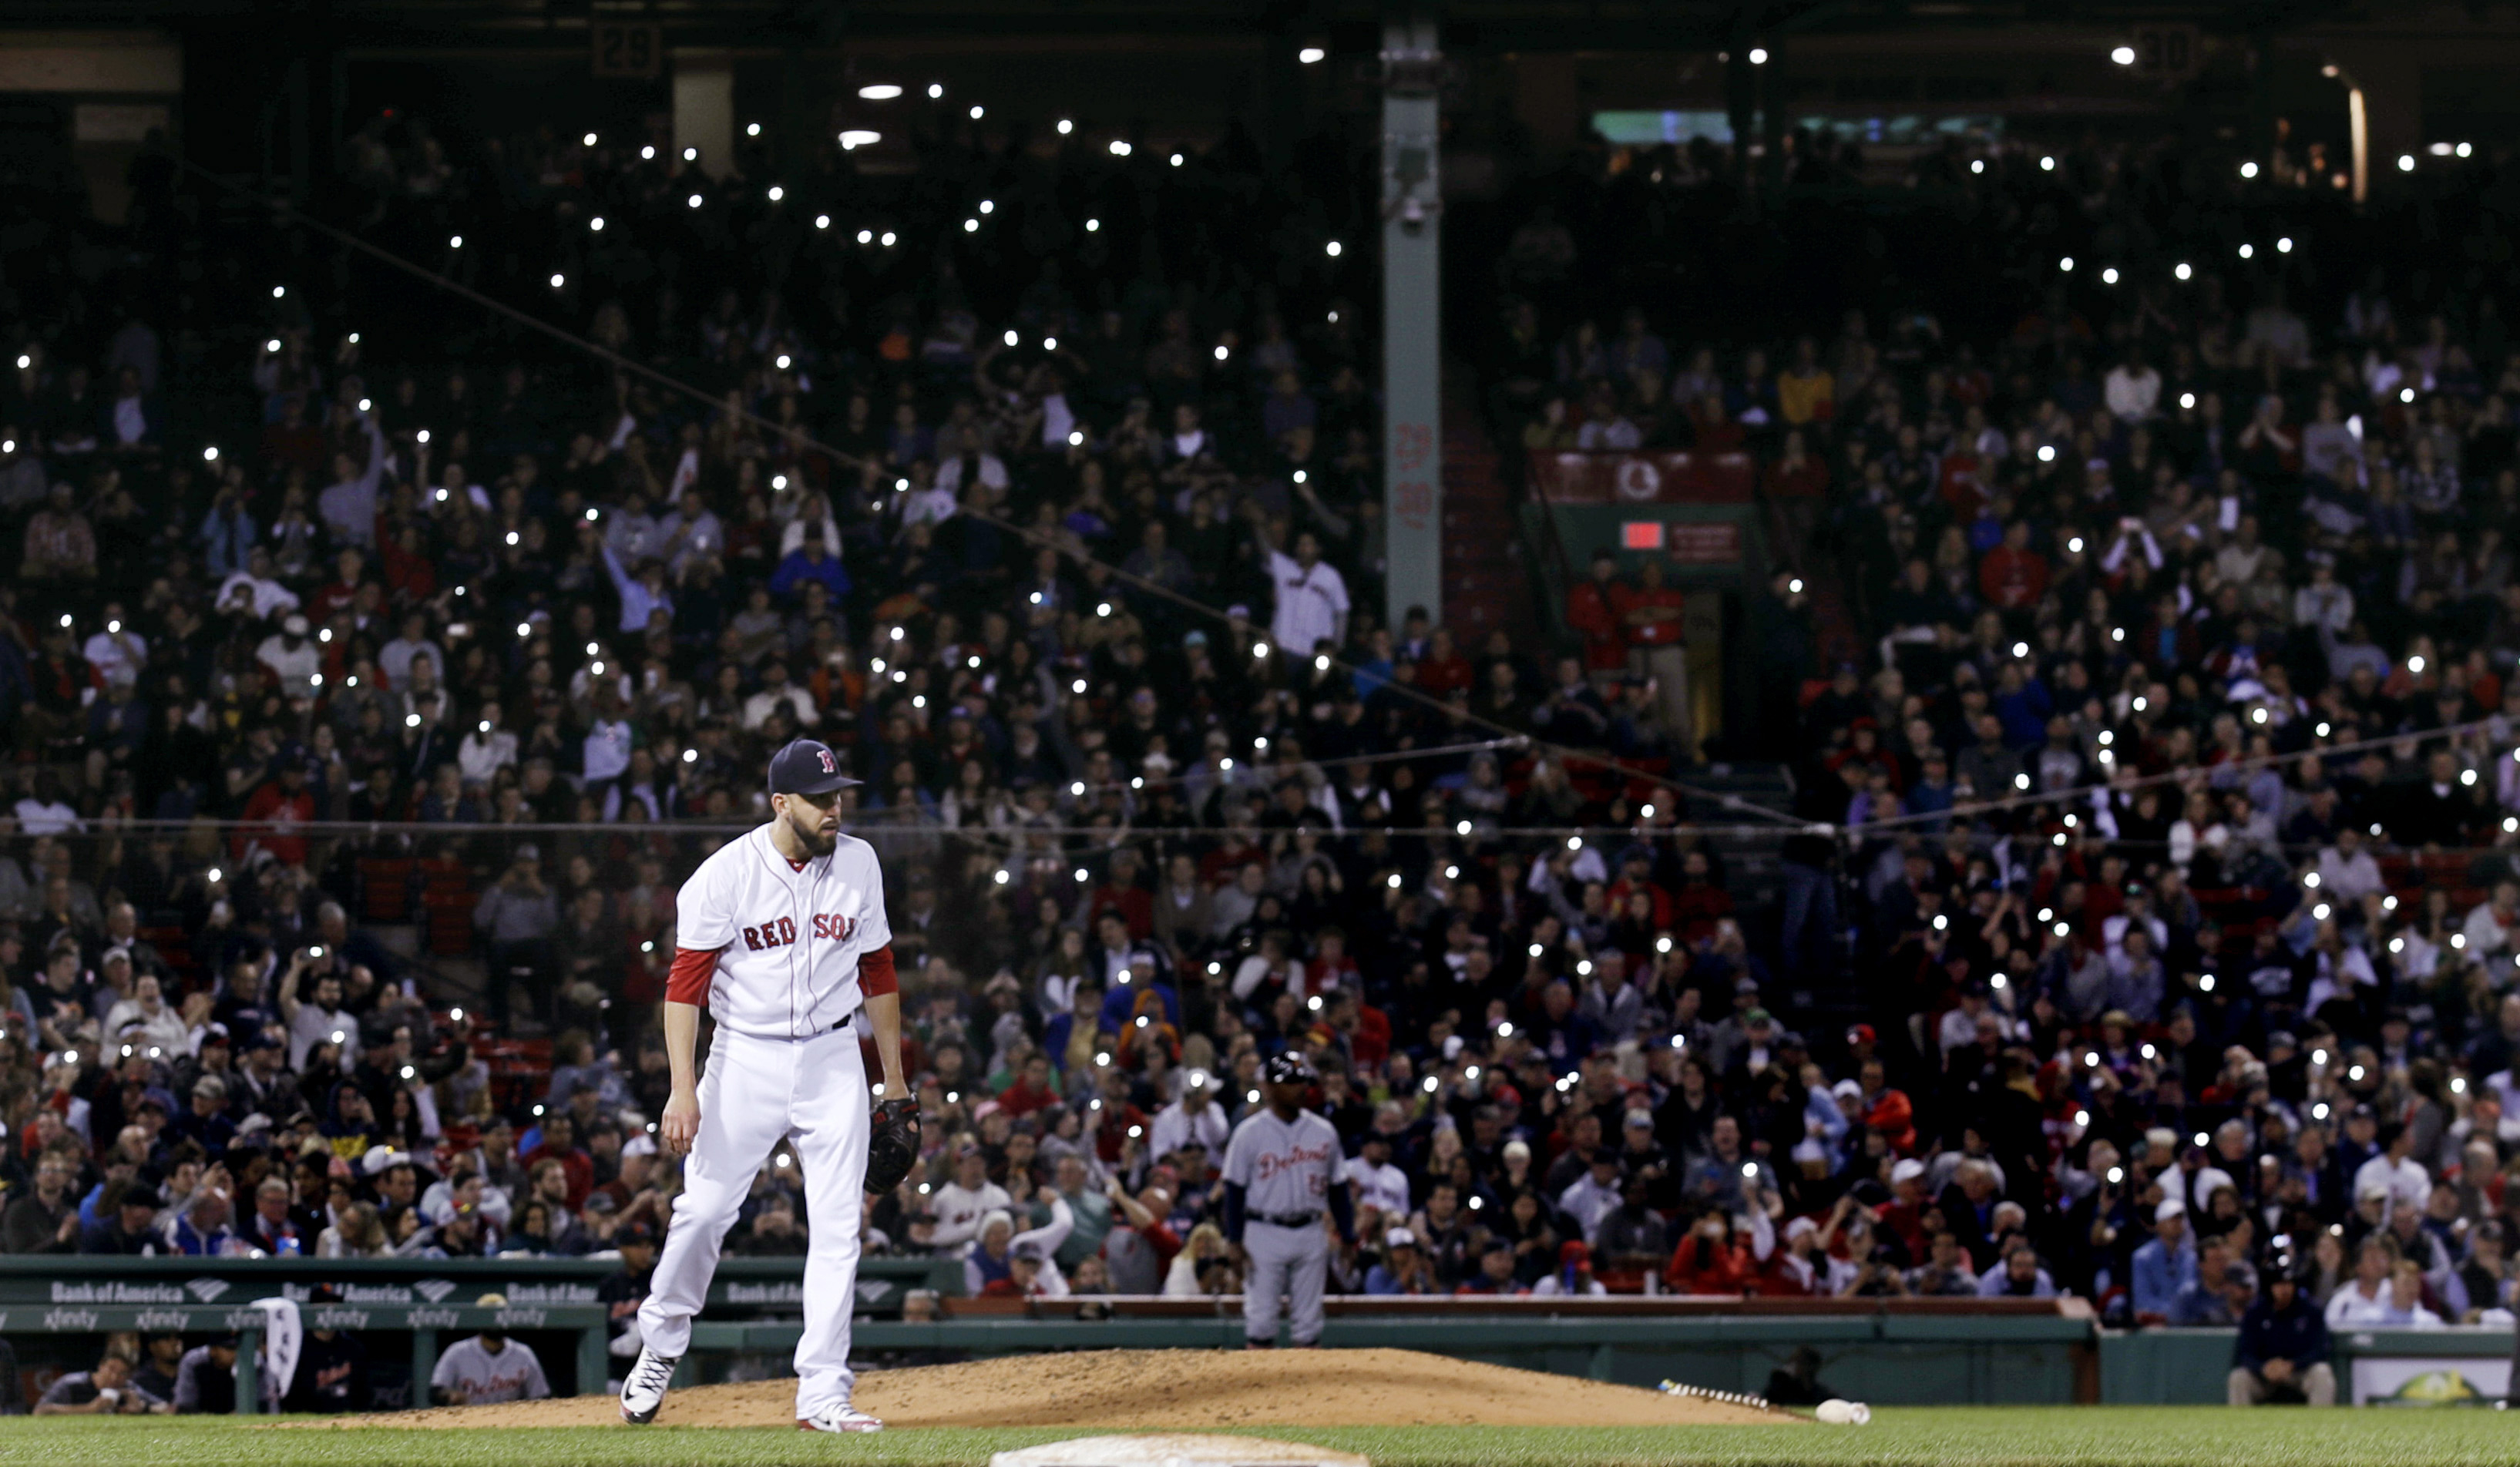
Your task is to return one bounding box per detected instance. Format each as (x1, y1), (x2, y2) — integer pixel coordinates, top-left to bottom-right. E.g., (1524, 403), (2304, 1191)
(989, 1435), (1369, 1467)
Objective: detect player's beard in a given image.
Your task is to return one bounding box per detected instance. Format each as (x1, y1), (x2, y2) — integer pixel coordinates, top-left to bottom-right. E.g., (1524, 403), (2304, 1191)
(788, 804), (840, 856)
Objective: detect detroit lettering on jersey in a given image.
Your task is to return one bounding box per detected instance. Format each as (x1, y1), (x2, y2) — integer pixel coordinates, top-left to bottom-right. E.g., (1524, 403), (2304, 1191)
(1224, 1109), (1341, 1211)
(1252, 1140), (1336, 1191)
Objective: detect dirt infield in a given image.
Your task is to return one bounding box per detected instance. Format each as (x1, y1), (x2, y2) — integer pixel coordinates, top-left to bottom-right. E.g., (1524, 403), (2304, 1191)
(307, 1348), (1790, 1429)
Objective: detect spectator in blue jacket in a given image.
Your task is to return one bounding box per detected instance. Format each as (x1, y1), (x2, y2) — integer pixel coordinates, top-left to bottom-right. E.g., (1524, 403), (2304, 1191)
(768, 537), (851, 604)
(2229, 1273), (2334, 1406)
(2129, 1196), (2196, 1323)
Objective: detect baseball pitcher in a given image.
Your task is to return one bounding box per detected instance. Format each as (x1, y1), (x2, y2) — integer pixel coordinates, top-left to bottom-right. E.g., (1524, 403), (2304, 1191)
(621, 739), (914, 1433)
(1221, 1051), (1352, 1348)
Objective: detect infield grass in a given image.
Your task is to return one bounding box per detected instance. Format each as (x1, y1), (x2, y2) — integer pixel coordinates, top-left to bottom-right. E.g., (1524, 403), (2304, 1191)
(0, 1408), (2511, 1467)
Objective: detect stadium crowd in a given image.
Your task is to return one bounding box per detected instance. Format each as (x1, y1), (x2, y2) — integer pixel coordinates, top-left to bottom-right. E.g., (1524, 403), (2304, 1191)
(0, 103), (2515, 1411)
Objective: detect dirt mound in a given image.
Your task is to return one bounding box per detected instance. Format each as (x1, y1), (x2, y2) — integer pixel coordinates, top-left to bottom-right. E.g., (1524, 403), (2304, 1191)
(307, 1348), (1790, 1429)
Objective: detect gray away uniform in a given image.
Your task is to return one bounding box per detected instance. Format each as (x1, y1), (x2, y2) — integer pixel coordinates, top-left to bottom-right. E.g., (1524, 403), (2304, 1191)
(1222, 1106), (1342, 1345)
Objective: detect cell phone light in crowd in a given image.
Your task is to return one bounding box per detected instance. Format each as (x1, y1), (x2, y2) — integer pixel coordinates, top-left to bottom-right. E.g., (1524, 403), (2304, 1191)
(640, 146), (656, 159)
(682, 146), (699, 160)
(747, 123), (762, 137)
(358, 398), (371, 412)
(331, 1030), (347, 1044)
(2132, 696), (2149, 710)
(272, 285), (286, 298)
(202, 445), (219, 462)
(1386, 873), (1403, 889)
(880, 230), (896, 247)
(2037, 444), (2055, 462)
(2277, 236), (2293, 252)
(1056, 119), (1074, 135)
(13, 353), (27, 367)
(2173, 262), (2191, 280)
(1299, 45), (1326, 63)
(994, 868), (1010, 885)
(550, 273), (566, 287)
(2039, 154), (2054, 170)
(1109, 140), (1131, 156)
(836, 130), (880, 150)
(207, 868), (223, 883)
(1787, 578), (1804, 593)
(969, 105), (985, 120)
(1419, 1077), (1436, 1095)
(963, 218), (979, 233)
(2099, 267), (2118, 284)
(405, 713), (422, 727)
(858, 83), (903, 100)
(449, 235), (463, 249)
(1971, 159), (1984, 175)
(687, 194), (702, 209)
(2237, 241), (2254, 258)
(1043, 336), (1057, 349)
(583, 132), (598, 146)
(768, 186), (784, 203)
(1170, 152), (1184, 166)
(590, 217), (605, 232)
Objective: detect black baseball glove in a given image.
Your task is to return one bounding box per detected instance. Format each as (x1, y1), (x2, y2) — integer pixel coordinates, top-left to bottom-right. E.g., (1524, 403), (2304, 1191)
(865, 1097), (921, 1193)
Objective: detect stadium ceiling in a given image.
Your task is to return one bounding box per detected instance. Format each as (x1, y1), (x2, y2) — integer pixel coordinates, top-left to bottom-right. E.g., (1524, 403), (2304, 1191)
(0, 0), (2374, 49)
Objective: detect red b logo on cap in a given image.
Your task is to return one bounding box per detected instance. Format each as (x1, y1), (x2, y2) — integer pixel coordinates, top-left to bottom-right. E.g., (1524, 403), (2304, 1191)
(817, 748), (835, 774)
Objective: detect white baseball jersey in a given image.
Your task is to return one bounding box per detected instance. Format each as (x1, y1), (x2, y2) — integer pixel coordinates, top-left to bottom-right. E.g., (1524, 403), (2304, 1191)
(674, 824), (892, 1039)
(1267, 550), (1349, 656)
(1222, 1108), (1342, 1219)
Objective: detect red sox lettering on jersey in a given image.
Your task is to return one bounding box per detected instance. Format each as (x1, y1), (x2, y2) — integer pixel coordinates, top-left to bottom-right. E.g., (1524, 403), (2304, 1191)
(667, 824), (898, 1038)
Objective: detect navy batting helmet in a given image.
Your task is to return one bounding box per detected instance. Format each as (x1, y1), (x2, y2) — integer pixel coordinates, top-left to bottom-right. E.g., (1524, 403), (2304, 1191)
(1265, 1051), (1318, 1086)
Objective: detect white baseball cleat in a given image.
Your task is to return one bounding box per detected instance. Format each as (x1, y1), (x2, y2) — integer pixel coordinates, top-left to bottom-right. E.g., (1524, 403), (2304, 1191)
(619, 1345), (678, 1424)
(797, 1403), (885, 1433)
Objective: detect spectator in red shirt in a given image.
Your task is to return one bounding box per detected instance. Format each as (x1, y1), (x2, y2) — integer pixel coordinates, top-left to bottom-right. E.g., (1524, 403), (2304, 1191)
(1977, 520), (2049, 610)
(1086, 848), (1154, 941)
(996, 1052), (1063, 1120)
(1564, 549), (1628, 688)
(1666, 1212), (1756, 1294)
(522, 1113), (593, 1211)
(235, 760), (316, 868)
(1610, 556), (1696, 762)
(1415, 626), (1473, 697)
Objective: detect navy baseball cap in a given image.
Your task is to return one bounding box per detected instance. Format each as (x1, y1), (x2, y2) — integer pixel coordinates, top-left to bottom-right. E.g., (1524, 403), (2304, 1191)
(768, 738), (861, 795)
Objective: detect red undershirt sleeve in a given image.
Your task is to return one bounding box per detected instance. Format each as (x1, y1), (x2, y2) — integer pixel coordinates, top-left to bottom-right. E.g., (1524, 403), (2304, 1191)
(666, 947), (720, 1006)
(858, 944), (898, 998)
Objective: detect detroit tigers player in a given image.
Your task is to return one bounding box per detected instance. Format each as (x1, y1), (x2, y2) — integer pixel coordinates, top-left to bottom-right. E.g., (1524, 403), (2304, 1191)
(1221, 1051), (1352, 1348)
(620, 738), (906, 1433)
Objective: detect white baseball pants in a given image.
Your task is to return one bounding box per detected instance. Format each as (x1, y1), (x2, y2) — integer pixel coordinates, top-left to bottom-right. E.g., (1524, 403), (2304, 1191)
(638, 1024), (870, 1416)
(1242, 1219), (1329, 1345)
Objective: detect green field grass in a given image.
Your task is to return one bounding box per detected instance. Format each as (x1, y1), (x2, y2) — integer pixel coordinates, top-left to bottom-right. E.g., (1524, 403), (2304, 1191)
(0, 1410), (2513, 1467)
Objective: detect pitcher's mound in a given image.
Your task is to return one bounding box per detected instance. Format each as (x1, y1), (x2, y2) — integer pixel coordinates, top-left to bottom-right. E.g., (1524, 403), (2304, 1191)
(310, 1348), (1791, 1428)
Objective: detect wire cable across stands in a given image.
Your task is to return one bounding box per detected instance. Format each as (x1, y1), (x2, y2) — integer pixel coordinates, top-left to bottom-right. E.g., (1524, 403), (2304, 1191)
(1845, 712), (2518, 838)
(172, 155), (1805, 830)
